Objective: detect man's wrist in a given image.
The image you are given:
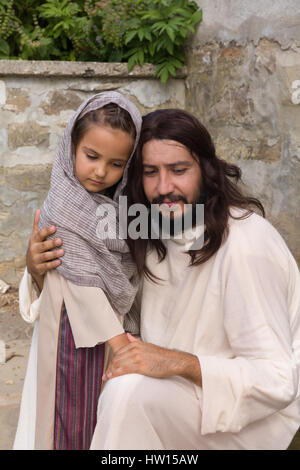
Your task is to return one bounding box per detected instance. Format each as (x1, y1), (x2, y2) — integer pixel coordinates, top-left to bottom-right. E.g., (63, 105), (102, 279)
(172, 350), (202, 387)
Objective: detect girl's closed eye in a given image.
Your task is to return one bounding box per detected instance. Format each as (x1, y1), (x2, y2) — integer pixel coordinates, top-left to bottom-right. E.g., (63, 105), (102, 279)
(111, 162), (125, 168)
(88, 156), (98, 160)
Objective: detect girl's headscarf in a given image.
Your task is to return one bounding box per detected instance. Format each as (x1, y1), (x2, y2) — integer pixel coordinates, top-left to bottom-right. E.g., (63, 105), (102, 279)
(38, 91), (142, 315)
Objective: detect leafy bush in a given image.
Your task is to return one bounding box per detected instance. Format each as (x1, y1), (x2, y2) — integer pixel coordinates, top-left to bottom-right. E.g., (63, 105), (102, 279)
(0, 0), (202, 82)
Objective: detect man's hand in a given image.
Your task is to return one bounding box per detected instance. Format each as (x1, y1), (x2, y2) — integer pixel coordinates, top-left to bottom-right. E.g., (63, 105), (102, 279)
(102, 333), (202, 387)
(26, 209), (64, 291)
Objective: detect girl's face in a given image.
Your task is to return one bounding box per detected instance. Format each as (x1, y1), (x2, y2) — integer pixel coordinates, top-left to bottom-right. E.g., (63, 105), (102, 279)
(75, 125), (134, 193)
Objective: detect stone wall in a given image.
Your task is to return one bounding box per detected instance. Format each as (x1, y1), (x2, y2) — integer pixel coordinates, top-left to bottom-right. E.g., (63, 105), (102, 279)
(186, 0), (300, 265)
(1, 0), (300, 285)
(0, 62), (186, 285)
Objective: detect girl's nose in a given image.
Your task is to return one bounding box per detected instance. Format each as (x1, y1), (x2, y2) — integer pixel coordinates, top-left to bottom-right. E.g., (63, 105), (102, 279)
(94, 163), (107, 178)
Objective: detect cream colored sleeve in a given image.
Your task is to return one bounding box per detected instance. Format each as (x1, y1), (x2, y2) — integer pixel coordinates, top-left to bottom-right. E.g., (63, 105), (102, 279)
(61, 276), (125, 349)
(19, 268), (43, 324)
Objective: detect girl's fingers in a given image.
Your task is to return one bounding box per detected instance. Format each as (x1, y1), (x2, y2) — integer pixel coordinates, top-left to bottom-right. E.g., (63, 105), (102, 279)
(31, 209), (41, 235)
(36, 259), (62, 275)
(36, 238), (63, 254)
(33, 225), (57, 243)
(37, 248), (64, 262)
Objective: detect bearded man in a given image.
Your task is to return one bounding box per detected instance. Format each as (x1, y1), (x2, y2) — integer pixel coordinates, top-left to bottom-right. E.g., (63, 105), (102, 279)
(19, 109), (300, 450)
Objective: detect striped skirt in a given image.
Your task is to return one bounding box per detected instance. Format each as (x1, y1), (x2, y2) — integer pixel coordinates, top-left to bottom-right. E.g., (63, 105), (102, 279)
(53, 302), (105, 450)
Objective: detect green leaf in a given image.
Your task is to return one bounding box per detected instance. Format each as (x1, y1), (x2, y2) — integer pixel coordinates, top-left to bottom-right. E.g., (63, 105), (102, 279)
(0, 39), (10, 56)
(127, 53), (139, 71)
(186, 24), (195, 33)
(109, 49), (123, 62)
(123, 47), (140, 59)
(68, 50), (76, 61)
(168, 17), (184, 28)
(144, 30), (152, 41)
(167, 63), (176, 76)
(137, 49), (144, 65)
(190, 9), (203, 25)
(168, 43), (175, 55)
(157, 66), (169, 84)
(141, 10), (162, 21)
(127, 18), (141, 30)
(125, 30), (138, 44)
(166, 25), (175, 42)
(179, 27), (187, 38)
(138, 29), (144, 41)
(173, 7), (191, 18)
(151, 21), (167, 33)
(168, 56), (183, 68)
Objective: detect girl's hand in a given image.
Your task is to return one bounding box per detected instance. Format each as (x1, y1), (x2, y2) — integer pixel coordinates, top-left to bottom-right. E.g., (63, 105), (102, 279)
(26, 209), (64, 290)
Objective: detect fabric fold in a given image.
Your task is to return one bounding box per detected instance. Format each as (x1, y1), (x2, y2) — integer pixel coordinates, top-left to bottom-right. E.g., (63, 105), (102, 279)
(19, 267), (42, 324)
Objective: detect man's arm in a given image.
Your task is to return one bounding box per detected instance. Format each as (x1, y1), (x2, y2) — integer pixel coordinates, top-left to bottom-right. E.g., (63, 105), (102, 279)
(26, 209), (65, 291)
(102, 333), (202, 387)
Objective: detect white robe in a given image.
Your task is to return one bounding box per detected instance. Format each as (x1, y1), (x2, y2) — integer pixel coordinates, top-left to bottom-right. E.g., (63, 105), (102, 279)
(15, 210), (300, 450)
(13, 270), (124, 450)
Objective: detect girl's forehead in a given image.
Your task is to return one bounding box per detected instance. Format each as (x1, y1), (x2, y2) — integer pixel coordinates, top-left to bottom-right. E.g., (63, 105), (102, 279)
(77, 125), (134, 157)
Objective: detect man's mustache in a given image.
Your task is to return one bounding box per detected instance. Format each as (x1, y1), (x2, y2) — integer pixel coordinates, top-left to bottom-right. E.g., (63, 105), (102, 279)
(151, 194), (188, 205)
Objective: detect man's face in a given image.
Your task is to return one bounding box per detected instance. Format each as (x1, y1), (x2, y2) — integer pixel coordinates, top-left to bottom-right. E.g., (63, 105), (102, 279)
(142, 139), (202, 215)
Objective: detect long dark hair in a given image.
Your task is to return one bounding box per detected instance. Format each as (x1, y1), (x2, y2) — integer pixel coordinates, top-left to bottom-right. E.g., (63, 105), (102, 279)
(124, 108), (265, 281)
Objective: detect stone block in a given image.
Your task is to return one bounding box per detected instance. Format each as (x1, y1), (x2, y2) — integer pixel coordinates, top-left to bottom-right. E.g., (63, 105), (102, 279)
(254, 38), (277, 74)
(120, 79), (185, 109)
(67, 80), (125, 92)
(40, 90), (83, 115)
(0, 165), (51, 284)
(4, 89), (30, 112)
(276, 48), (300, 105)
(0, 129), (8, 156)
(208, 85), (255, 127)
(8, 122), (50, 150)
(0, 80), (6, 106)
(215, 134), (281, 163)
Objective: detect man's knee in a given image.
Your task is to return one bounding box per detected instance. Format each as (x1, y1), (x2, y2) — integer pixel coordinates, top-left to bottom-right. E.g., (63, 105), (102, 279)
(105, 373), (145, 392)
(101, 374), (160, 411)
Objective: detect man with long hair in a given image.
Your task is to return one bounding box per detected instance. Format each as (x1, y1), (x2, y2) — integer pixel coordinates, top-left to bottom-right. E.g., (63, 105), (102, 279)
(23, 109), (300, 450)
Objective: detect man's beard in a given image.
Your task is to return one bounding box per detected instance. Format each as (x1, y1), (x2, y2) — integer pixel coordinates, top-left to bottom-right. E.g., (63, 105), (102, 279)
(150, 190), (206, 238)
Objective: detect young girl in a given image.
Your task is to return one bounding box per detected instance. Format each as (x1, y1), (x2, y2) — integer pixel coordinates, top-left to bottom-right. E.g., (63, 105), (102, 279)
(14, 92), (142, 450)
